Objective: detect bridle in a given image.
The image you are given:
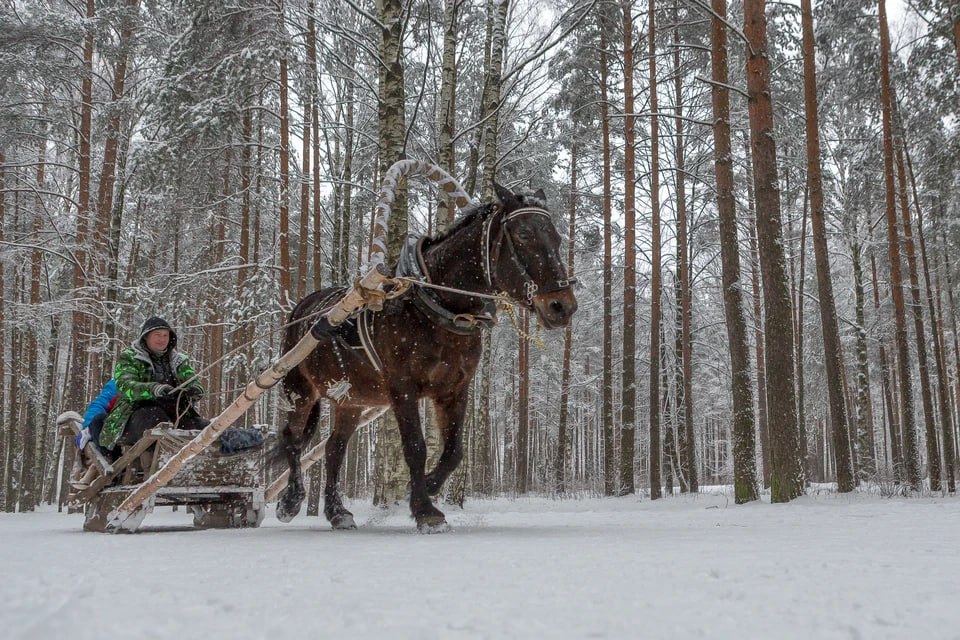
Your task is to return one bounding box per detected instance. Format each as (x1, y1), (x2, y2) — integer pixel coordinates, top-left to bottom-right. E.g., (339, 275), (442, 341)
(481, 205), (577, 306)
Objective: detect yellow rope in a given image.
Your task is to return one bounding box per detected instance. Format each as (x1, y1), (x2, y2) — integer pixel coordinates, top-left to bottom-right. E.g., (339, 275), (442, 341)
(496, 295), (545, 349)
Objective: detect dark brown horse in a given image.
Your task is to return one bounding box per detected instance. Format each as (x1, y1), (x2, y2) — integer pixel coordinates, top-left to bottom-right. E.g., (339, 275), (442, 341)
(277, 183), (577, 531)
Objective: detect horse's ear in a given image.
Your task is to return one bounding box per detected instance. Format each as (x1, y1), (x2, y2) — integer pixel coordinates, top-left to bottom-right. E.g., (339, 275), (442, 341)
(493, 181), (513, 205)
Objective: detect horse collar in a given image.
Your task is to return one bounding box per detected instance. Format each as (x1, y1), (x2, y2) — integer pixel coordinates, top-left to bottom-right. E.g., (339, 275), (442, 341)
(398, 235), (496, 335)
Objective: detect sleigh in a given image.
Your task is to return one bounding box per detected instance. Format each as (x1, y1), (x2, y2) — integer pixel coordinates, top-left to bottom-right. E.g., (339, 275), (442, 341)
(58, 411), (268, 533)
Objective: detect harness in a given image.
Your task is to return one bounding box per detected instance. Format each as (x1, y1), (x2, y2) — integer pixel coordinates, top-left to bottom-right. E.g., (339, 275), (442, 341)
(356, 203), (578, 346)
(310, 201), (578, 399)
(397, 235), (497, 335)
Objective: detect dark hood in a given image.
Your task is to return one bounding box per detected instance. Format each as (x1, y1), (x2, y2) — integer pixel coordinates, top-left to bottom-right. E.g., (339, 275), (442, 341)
(138, 316), (178, 353)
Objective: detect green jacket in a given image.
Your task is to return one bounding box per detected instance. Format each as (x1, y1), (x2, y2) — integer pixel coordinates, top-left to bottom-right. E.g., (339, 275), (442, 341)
(99, 342), (202, 450)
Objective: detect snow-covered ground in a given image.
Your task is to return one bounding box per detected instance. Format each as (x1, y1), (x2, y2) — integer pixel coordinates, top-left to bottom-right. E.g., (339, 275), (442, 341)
(2, 490), (958, 639)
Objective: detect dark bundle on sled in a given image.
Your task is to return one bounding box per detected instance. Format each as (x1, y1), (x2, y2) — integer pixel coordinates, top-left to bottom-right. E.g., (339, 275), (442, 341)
(219, 428), (265, 456)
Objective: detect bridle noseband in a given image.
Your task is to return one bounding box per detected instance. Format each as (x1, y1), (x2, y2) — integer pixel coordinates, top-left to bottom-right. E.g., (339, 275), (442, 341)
(482, 205), (577, 305)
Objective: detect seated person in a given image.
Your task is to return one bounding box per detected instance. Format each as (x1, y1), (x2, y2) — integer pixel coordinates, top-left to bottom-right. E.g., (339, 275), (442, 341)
(78, 379), (117, 452)
(70, 379), (118, 489)
(99, 316), (209, 455)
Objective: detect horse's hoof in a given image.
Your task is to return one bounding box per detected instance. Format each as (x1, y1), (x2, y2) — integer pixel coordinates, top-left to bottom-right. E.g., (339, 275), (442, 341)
(276, 487), (305, 523)
(417, 516), (451, 534)
(330, 513), (357, 530)
(276, 504), (299, 523)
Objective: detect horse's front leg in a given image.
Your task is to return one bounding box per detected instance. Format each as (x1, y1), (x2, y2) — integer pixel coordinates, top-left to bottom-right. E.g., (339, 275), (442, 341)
(391, 388), (448, 531)
(425, 390), (469, 496)
(277, 399), (321, 523)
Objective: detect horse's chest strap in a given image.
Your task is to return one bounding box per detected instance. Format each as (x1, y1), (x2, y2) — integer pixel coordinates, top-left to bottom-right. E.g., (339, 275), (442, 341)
(412, 288), (495, 335)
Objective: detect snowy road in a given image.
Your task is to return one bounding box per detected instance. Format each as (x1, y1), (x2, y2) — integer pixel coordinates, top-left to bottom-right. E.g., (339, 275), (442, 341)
(2, 492), (958, 639)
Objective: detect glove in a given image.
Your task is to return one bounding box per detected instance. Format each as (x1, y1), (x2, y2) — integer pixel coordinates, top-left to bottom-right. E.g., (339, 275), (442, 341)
(76, 427), (91, 450)
(183, 386), (203, 400)
(152, 383), (175, 398)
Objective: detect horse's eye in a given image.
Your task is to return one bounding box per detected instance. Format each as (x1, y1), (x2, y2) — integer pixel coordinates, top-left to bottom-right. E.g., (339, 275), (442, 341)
(516, 230), (531, 243)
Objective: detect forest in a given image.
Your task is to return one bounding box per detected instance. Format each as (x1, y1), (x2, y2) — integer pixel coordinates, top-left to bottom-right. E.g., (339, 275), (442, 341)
(0, 0), (958, 513)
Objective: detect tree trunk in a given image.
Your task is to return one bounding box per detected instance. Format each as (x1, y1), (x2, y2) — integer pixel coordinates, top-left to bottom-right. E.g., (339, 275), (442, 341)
(278, 0), (292, 306)
(309, 1), (322, 291)
(744, 0), (804, 502)
(663, 318), (678, 495)
(647, 0), (663, 500)
(480, 0), (509, 200)
(0, 152), (6, 510)
(476, 333), (493, 494)
(852, 241), (876, 478)
(745, 152), (771, 488)
(207, 151), (229, 410)
(372, 0), (409, 507)
(556, 144), (577, 494)
(934, 209), (960, 489)
(952, 5), (960, 66)
(437, 0), (461, 232)
(672, 279), (687, 493)
(879, 0), (921, 490)
(800, 0), (854, 492)
(873, 252), (903, 476)
(619, 0), (638, 496)
(297, 52), (313, 301)
(599, 7), (616, 497)
(936, 200), (960, 471)
(708, 0), (757, 503)
(68, 0), (96, 412)
(340, 65), (356, 284)
(40, 317), (62, 505)
(673, 3), (697, 493)
(914, 214), (956, 493)
(892, 129), (942, 491)
(94, 0), (139, 279)
(21, 134), (48, 511)
(517, 311), (530, 493)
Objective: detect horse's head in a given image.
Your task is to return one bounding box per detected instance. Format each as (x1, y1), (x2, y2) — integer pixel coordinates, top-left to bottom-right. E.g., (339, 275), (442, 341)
(485, 182), (578, 329)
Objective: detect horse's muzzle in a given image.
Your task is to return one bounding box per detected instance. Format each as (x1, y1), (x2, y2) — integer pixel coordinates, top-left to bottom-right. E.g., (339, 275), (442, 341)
(533, 290), (578, 329)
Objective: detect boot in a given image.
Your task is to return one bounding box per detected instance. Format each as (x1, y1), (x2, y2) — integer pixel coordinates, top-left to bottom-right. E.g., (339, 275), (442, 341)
(138, 450), (155, 479)
(70, 464), (99, 490)
(180, 416), (210, 430)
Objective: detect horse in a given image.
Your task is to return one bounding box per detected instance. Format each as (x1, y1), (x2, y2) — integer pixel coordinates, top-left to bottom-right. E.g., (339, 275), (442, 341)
(276, 182), (577, 531)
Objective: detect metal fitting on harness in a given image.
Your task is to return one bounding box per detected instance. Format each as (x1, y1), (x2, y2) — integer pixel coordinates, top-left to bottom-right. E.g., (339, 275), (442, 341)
(524, 281), (539, 304)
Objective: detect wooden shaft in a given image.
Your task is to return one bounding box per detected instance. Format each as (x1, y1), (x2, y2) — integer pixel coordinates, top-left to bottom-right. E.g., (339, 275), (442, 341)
(366, 159), (472, 272)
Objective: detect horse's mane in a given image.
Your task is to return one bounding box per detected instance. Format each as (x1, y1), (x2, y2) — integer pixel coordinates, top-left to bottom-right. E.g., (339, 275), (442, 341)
(427, 202), (492, 245)
(426, 191), (549, 247)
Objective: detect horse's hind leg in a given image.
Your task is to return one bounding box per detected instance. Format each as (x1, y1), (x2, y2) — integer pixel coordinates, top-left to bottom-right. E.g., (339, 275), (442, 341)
(277, 399), (321, 523)
(324, 406), (362, 529)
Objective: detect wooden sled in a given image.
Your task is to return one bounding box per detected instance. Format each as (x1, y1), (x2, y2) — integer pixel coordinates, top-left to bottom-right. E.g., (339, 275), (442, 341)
(58, 412), (267, 533)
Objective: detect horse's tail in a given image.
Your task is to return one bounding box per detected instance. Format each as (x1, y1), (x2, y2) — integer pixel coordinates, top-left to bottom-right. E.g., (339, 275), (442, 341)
(280, 287), (348, 404)
(283, 286), (348, 353)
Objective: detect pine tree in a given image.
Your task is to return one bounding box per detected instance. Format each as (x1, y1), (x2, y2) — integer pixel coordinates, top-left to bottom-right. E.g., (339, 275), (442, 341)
(744, 0), (805, 502)
(708, 0), (758, 504)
